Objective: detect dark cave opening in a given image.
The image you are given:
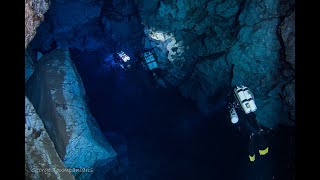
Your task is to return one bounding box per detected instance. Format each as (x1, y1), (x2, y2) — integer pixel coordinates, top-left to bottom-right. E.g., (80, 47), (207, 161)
(26, 0), (296, 179)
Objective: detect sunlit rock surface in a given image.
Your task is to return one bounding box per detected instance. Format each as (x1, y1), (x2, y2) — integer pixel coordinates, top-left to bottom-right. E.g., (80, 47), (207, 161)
(26, 48), (117, 178)
(25, 96), (75, 180)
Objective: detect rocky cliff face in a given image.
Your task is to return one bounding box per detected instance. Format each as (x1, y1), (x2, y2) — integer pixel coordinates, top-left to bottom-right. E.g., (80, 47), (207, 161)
(25, 0), (50, 82)
(25, 96), (75, 180)
(25, 47), (36, 83)
(25, 0), (50, 48)
(137, 0), (295, 128)
(29, 0), (295, 129)
(26, 48), (117, 179)
(30, 0), (103, 51)
(25, 0), (74, 179)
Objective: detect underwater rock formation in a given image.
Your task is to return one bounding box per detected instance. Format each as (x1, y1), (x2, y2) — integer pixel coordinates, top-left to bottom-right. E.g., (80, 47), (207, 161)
(139, 0), (239, 86)
(26, 48), (117, 178)
(226, 0), (284, 127)
(179, 55), (231, 114)
(29, 0), (295, 129)
(25, 96), (75, 180)
(279, 6), (295, 125)
(25, 0), (72, 178)
(31, 0), (144, 60)
(281, 10), (295, 70)
(282, 80), (295, 125)
(138, 0), (295, 128)
(25, 0), (50, 82)
(30, 0), (103, 51)
(25, 0), (50, 48)
(25, 47), (36, 83)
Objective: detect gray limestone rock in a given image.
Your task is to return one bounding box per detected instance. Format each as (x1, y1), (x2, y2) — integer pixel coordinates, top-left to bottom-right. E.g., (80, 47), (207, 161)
(26, 48), (117, 178)
(281, 10), (295, 70)
(25, 0), (50, 48)
(25, 0), (49, 83)
(139, 0), (240, 89)
(31, 0), (103, 51)
(25, 96), (75, 180)
(180, 56), (232, 114)
(137, 0), (294, 128)
(282, 81), (295, 125)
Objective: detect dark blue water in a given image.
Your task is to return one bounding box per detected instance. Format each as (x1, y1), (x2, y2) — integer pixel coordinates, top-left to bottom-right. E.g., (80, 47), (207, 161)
(70, 50), (295, 180)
